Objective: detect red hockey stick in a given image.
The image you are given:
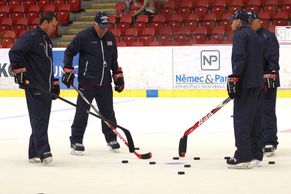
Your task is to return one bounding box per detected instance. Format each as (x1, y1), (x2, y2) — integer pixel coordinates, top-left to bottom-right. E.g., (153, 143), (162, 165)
(179, 97), (232, 157)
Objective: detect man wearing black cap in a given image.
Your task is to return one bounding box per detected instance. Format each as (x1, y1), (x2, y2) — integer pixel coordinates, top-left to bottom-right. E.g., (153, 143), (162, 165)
(226, 10), (264, 169)
(62, 11), (124, 155)
(248, 11), (280, 157)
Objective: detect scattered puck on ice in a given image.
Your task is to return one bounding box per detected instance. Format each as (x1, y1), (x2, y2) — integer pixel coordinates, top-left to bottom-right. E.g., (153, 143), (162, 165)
(268, 161), (275, 164)
(173, 157), (179, 160)
(224, 156), (230, 160)
(178, 171), (185, 175)
(121, 160), (128, 164)
(193, 157), (200, 160)
(230, 115), (234, 117)
(149, 161), (156, 165)
(134, 147), (140, 150)
(184, 164), (191, 168)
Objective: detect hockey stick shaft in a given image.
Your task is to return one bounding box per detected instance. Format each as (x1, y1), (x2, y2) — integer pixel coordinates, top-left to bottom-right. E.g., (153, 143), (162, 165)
(179, 97), (232, 157)
(71, 85), (135, 152)
(72, 85), (152, 160)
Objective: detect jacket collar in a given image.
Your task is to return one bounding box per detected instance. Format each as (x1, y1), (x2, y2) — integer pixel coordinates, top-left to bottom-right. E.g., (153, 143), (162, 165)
(35, 26), (48, 37)
(90, 26), (107, 39)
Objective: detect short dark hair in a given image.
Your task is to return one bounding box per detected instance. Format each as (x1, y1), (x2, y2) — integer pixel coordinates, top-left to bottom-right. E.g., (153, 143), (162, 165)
(39, 11), (57, 25)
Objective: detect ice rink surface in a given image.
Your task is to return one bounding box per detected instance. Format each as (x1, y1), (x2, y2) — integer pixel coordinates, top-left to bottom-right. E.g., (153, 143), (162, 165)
(0, 97), (291, 194)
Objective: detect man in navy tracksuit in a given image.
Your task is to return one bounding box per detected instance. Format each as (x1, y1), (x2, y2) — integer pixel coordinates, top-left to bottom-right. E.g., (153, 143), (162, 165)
(62, 11), (124, 155)
(248, 11), (280, 157)
(9, 12), (59, 165)
(226, 10), (264, 169)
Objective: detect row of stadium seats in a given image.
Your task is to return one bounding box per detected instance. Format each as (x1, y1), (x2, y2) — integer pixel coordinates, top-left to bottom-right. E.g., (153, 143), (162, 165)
(116, 0), (291, 19)
(0, 0), (81, 12)
(160, 0), (291, 18)
(0, 0), (79, 40)
(110, 25), (275, 46)
(0, 4), (71, 25)
(109, 12), (285, 36)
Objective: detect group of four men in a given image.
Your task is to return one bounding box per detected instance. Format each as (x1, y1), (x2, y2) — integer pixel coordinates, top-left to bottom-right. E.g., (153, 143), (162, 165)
(8, 10), (279, 168)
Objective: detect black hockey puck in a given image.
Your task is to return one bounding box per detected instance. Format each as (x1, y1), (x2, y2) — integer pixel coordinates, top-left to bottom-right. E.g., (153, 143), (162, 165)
(193, 157), (200, 160)
(173, 157), (179, 160)
(149, 161), (156, 165)
(184, 164), (191, 168)
(268, 161), (275, 164)
(121, 160), (128, 163)
(134, 147), (140, 150)
(178, 171), (185, 175)
(224, 156), (230, 160)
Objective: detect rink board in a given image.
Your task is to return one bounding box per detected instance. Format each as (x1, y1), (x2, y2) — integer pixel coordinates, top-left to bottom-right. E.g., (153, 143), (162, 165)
(1, 46), (291, 97)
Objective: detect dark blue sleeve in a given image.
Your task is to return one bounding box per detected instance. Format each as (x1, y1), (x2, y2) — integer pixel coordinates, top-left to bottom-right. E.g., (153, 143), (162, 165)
(8, 33), (35, 68)
(63, 33), (81, 68)
(264, 33), (280, 71)
(231, 30), (248, 76)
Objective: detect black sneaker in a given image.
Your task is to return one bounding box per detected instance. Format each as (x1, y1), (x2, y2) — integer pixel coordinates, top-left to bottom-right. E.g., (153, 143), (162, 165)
(40, 152), (53, 165)
(107, 140), (120, 151)
(71, 143), (85, 156)
(226, 157), (252, 169)
(264, 145), (276, 157)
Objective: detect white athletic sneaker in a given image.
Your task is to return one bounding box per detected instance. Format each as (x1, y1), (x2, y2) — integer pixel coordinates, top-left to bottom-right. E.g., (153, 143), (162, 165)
(251, 159), (263, 168)
(227, 157), (253, 169)
(71, 143), (85, 156)
(28, 157), (41, 163)
(264, 145), (276, 157)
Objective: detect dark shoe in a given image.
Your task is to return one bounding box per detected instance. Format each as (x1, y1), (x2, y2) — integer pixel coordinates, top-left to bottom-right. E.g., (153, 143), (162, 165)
(107, 140), (120, 151)
(227, 157), (252, 169)
(40, 152), (53, 165)
(71, 143), (85, 156)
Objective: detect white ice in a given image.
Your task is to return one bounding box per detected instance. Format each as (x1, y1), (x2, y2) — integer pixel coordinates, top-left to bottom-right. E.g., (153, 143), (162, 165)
(0, 97), (291, 194)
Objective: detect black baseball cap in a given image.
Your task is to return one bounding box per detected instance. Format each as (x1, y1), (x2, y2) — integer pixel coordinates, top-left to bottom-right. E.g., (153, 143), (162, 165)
(229, 10), (249, 22)
(95, 11), (109, 28)
(248, 11), (260, 20)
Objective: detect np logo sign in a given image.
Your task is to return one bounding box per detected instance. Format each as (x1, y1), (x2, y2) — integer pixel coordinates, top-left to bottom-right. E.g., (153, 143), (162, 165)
(200, 50), (220, 71)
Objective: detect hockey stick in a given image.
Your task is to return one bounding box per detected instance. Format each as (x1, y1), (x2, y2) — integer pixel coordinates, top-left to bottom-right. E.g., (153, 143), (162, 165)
(71, 85), (135, 153)
(72, 85), (152, 159)
(24, 81), (151, 159)
(179, 97), (232, 157)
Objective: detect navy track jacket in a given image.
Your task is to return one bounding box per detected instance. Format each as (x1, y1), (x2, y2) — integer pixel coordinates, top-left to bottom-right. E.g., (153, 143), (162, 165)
(63, 27), (119, 86)
(231, 25), (264, 89)
(9, 26), (55, 91)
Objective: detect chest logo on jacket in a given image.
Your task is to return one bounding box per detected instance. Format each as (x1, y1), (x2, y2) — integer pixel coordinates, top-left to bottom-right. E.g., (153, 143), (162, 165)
(107, 41), (113, 46)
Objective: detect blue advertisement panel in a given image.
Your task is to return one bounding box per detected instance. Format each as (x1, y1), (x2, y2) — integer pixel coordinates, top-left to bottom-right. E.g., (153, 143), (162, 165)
(53, 49), (79, 89)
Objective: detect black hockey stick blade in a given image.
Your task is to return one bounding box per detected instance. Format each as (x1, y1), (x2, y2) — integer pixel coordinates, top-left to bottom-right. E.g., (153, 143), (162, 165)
(178, 136), (188, 157)
(134, 151), (152, 159)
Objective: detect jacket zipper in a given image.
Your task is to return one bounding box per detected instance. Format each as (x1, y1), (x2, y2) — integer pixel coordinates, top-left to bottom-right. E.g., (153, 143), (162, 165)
(43, 35), (52, 91)
(83, 61), (88, 76)
(99, 40), (105, 86)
